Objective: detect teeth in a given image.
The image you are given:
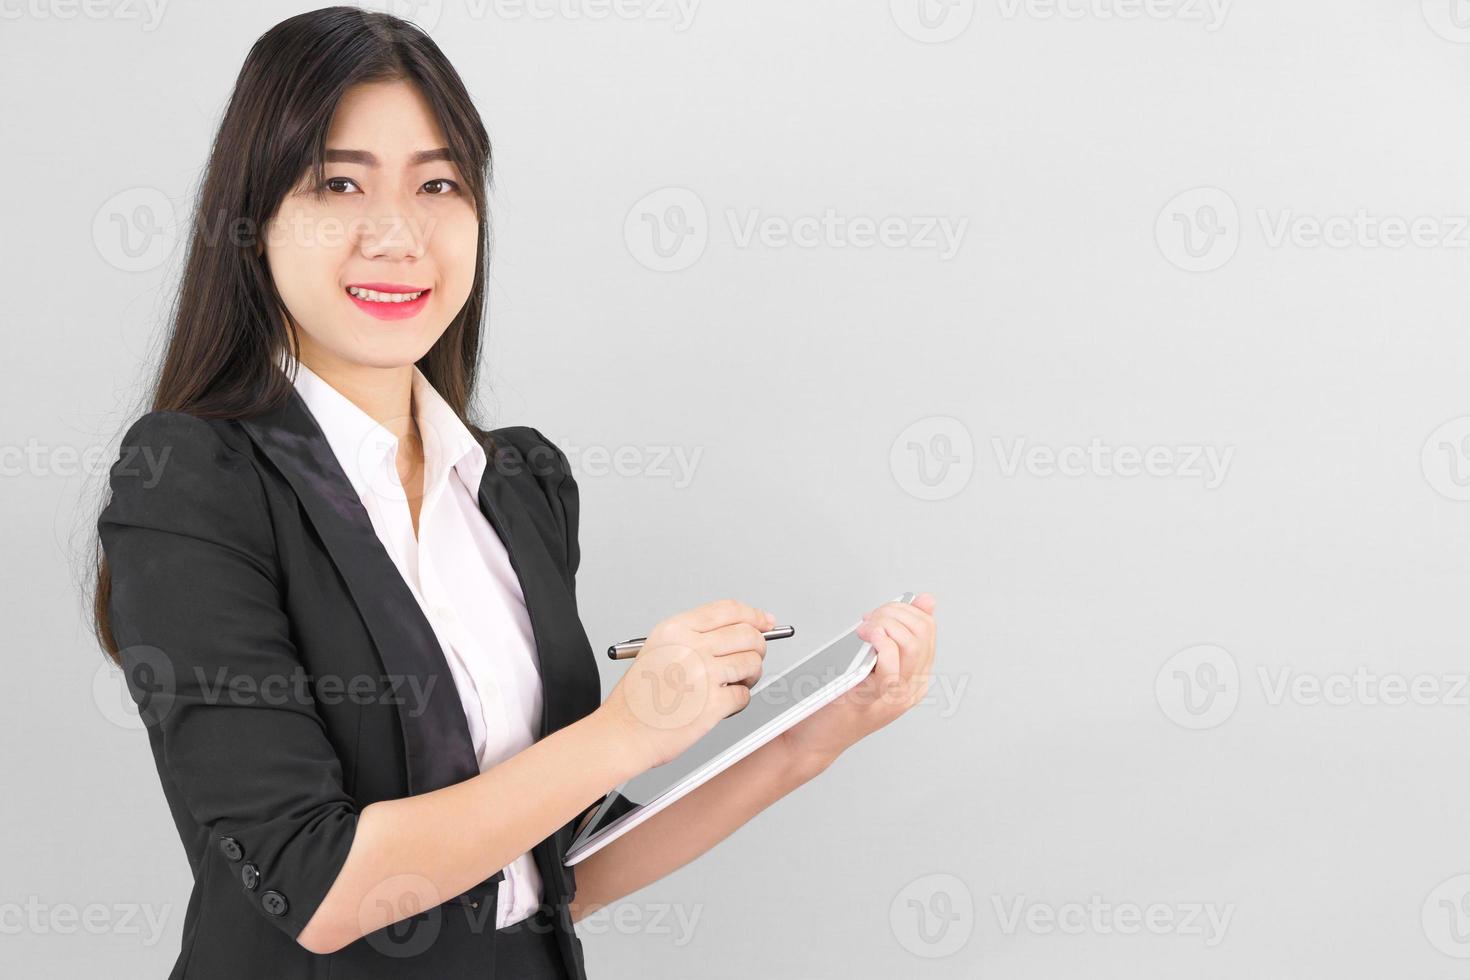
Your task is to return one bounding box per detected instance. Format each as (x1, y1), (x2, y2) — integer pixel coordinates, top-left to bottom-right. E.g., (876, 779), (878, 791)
(348, 286), (425, 303)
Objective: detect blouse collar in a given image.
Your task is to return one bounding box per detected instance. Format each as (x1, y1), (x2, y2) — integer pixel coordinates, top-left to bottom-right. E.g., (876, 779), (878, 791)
(282, 352), (487, 504)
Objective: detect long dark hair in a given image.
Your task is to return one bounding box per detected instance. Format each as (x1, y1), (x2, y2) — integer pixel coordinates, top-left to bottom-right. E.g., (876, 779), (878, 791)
(94, 7), (494, 660)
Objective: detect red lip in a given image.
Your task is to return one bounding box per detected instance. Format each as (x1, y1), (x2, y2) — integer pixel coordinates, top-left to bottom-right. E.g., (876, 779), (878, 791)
(349, 282), (429, 292)
(344, 283), (432, 321)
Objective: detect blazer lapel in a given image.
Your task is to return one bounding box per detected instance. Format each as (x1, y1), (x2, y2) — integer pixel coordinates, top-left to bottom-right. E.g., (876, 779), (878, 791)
(476, 433), (603, 913)
(239, 392), (481, 796)
(476, 439), (595, 741)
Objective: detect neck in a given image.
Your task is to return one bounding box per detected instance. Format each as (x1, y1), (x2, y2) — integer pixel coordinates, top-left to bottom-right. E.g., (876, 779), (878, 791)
(295, 343), (417, 446)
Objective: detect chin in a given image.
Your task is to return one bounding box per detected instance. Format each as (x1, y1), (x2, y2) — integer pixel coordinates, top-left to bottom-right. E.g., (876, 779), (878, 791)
(327, 334), (442, 371)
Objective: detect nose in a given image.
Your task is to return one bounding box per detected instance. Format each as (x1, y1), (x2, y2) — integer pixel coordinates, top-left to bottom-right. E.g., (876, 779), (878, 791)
(354, 189), (427, 261)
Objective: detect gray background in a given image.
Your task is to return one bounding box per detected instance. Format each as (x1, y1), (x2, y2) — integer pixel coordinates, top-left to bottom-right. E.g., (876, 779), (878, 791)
(5, 0), (1470, 976)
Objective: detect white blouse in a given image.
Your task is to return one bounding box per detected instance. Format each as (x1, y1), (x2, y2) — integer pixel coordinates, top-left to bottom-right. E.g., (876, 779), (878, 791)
(288, 357), (545, 930)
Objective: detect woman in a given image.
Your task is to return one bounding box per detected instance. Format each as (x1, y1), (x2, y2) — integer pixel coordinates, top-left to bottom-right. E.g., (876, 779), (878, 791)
(93, 8), (938, 979)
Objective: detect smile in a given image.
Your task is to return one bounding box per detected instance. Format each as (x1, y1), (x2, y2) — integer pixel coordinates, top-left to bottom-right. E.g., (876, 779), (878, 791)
(345, 283), (432, 321)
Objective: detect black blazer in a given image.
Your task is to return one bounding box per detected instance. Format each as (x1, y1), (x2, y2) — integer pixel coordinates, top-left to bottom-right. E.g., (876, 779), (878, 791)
(100, 391), (605, 979)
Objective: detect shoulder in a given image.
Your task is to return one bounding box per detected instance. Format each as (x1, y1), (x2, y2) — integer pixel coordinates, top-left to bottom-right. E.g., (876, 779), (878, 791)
(484, 425), (574, 490)
(114, 409), (255, 468)
(483, 425), (582, 577)
(107, 410), (260, 496)
(100, 410), (273, 560)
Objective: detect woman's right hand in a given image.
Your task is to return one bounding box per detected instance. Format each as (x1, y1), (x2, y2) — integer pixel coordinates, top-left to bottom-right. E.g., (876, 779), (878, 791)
(596, 599), (775, 771)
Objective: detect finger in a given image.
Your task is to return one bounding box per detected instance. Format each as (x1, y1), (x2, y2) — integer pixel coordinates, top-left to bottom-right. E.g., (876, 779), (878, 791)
(865, 626), (907, 707)
(874, 619), (925, 702)
(863, 595), (935, 624)
(675, 599), (774, 633)
(872, 601), (933, 638)
(714, 649), (764, 687)
(917, 623), (937, 674)
(700, 622), (769, 658)
(720, 682), (753, 718)
(869, 606), (934, 675)
(869, 623), (902, 684)
(876, 616), (921, 658)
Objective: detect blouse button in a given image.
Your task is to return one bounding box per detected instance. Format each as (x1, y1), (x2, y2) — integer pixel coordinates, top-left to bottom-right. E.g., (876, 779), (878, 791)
(219, 837), (244, 862)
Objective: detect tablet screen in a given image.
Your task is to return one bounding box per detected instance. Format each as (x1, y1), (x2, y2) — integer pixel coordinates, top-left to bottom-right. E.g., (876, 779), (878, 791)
(573, 624), (873, 846)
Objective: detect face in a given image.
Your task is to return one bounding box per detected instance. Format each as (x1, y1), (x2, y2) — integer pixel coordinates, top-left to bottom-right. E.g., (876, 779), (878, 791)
(264, 79), (479, 375)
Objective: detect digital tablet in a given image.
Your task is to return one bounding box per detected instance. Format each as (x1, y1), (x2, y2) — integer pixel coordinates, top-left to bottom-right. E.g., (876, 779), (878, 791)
(564, 592), (917, 866)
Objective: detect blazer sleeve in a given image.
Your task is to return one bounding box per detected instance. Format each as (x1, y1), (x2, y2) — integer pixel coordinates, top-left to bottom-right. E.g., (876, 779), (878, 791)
(99, 411), (358, 942)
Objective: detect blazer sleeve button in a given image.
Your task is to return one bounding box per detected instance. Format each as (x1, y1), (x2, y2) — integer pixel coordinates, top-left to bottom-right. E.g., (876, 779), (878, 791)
(261, 891), (289, 917)
(241, 864), (260, 891)
(219, 837), (244, 862)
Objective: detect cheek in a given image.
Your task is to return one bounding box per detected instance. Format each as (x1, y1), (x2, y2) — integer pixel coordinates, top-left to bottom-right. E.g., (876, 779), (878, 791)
(427, 208), (480, 301)
(265, 207), (348, 331)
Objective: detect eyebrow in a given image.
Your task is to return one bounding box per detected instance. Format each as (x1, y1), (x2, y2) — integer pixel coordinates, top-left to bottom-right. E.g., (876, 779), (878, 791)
(323, 148), (454, 166)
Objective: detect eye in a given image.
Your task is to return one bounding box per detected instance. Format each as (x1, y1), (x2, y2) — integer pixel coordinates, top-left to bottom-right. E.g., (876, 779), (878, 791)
(322, 176), (361, 195)
(422, 178), (459, 196)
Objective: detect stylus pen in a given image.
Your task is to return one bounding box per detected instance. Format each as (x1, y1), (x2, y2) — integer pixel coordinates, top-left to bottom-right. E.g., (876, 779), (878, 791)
(607, 625), (795, 660)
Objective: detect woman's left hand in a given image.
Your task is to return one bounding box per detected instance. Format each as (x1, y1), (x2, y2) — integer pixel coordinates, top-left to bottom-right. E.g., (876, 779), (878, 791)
(777, 593), (938, 773)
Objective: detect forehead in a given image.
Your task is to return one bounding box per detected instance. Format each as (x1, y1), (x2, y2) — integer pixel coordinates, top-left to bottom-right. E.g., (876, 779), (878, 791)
(326, 80), (448, 155)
